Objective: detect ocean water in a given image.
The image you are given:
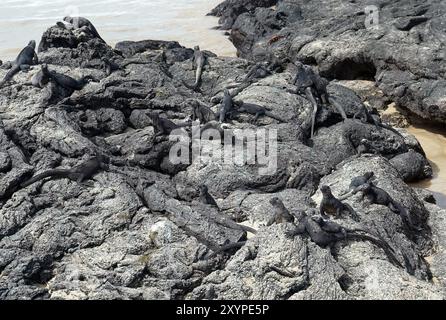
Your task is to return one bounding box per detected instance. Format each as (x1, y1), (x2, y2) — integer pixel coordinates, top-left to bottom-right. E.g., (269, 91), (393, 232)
(0, 0), (236, 60)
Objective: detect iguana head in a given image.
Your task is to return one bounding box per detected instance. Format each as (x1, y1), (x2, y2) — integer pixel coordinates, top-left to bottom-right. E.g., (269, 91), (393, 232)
(28, 40), (36, 49)
(320, 185), (332, 195)
(199, 184), (208, 193)
(269, 197), (281, 206)
(41, 64), (49, 73)
(364, 172), (374, 180)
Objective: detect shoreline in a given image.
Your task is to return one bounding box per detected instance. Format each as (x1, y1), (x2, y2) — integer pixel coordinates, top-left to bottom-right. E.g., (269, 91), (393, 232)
(0, 0), (237, 60)
(1, 0), (446, 300)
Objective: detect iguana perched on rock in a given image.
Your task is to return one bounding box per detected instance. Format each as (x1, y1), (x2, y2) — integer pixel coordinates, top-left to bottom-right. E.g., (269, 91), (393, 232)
(0, 40), (38, 87)
(183, 45), (206, 92)
(354, 104), (404, 137)
(289, 62), (348, 138)
(21, 155), (108, 188)
(191, 100), (217, 123)
(288, 210), (402, 268)
(339, 172), (375, 198)
(235, 100), (285, 123)
(148, 112), (190, 136)
(219, 88), (235, 123)
(45, 67), (96, 91)
(268, 197), (295, 226)
(63, 16), (105, 42)
(320, 185), (360, 222)
(199, 184), (218, 207)
(346, 182), (421, 231)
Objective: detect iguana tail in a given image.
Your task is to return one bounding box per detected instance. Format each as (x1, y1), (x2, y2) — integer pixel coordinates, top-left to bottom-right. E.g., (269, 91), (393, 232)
(209, 241), (247, 258)
(392, 201), (421, 231)
(182, 79), (202, 93)
(343, 203), (361, 222)
(265, 111), (286, 123)
(328, 96), (347, 120)
(195, 65), (203, 88)
(346, 233), (402, 268)
(0, 65), (20, 86)
(21, 169), (70, 188)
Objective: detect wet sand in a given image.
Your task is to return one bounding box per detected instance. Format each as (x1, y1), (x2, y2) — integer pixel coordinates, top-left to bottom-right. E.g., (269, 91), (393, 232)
(407, 124), (446, 208)
(0, 0), (236, 60)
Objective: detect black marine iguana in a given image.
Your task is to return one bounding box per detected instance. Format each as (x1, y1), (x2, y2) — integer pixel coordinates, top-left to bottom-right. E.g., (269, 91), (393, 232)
(267, 197), (295, 226)
(31, 64), (50, 88)
(148, 112), (190, 136)
(320, 185), (360, 222)
(237, 61), (272, 84)
(354, 104), (404, 137)
(21, 155), (108, 188)
(191, 100), (217, 123)
(183, 46), (206, 92)
(339, 172), (375, 198)
(199, 184), (218, 207)
(46, 68), (95, 91)
(289, 62), (348, 138)
(347, 182), (420, 231)
(235, 100), (285, 123)
(63, 16), (105, 43)
(219, 88), (235, 123)
(0, 40), (38, 87)
(288, 211), (402, 268)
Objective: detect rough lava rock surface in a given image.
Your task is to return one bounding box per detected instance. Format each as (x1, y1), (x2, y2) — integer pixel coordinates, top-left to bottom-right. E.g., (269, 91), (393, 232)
(0, 12), (445, 300)
(212, 0), (446, 124)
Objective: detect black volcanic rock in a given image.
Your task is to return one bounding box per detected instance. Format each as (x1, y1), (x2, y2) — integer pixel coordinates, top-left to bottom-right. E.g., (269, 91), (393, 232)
(0, 12), (446, 300)
(211, 0), (446, 124)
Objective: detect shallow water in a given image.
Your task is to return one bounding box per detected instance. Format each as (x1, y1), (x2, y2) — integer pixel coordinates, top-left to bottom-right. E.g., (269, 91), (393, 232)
(0, 0), (236, 61)
(407, 124), (446, 208)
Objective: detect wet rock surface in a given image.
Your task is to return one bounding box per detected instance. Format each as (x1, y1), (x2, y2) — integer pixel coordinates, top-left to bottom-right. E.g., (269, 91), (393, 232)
(0, 14), (446, 300)
(211, 0), (446, 124)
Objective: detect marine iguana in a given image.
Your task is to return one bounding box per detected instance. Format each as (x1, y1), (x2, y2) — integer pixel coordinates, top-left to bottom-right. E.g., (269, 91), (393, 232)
(0, 40), (38, 87)
(183, 45), (206, 91)
(354, 104), (404, 137)
(289, 62), (348, 138)
(290, 62), (328, 138)
(348, 182), (420, 231)
(219, 88), (235, 123)
(288, 211), (402, 267)
(267, 197), (295, 226)
(148, 112), (190, 136)
(31, 64), (50, 88)
(235, 100), (285, 123)
(237, 61), (272, 84)
(191, 100), (216, 123)
(207, 241), (247, 258)
(199, 184), (218, 207)
(21, 155), (108, 188)
(46, 68), (95, 91)
(63, 16), (105, 42)
(339, 172), (375, 198)
(320, 185), (360, 222)
(101, 57), (120, 76)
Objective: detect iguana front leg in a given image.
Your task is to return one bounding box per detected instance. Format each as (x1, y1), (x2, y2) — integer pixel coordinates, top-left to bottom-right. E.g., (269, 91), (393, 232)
(253, 112), (261, 124)
(20, 64), (31, 72)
